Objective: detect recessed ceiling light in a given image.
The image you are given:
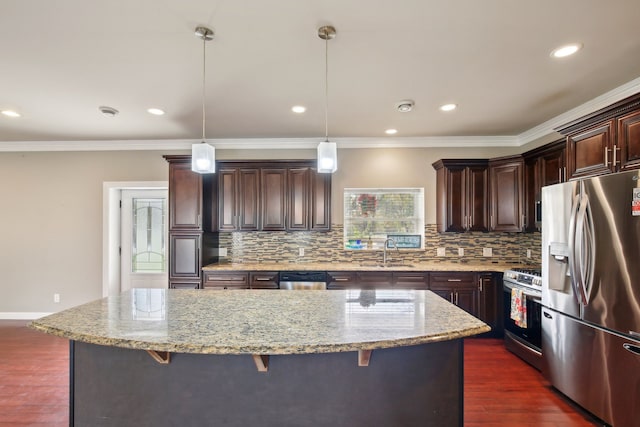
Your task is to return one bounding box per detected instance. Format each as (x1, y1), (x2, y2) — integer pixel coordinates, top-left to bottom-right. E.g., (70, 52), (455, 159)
(440, 103), (457, 112)
(291, 105), (306, 113)
(395, 100), (414, 113)
(1, 110), (21, 118)
(385, 129), (398, 135)
(551, 43), (582, 58)
(147, 108), (165, 116)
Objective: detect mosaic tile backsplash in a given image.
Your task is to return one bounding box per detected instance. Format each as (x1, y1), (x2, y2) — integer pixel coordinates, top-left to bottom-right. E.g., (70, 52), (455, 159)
(216, 225), (541, 266)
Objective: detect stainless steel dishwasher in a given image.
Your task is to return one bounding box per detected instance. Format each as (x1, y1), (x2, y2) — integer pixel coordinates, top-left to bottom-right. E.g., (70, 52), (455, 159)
(278, 271), (327, 290)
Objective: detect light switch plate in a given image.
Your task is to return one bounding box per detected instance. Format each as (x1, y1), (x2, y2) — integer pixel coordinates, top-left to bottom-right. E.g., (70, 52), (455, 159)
(526, 249), (532, 258)
(483, 247), (492, 257)
(218, 248), (228, 257)
(458, 248), (464, 256)
(299, 247), (305, 257)
(436, 247), (446, 257)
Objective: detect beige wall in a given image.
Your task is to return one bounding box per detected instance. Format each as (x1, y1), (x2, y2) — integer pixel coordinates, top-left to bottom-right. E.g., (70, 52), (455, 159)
(0, 145), (518, 314)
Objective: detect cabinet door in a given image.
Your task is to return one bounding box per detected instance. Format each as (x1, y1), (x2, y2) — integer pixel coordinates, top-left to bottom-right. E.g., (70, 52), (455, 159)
(218, 168), (238, 231)
(238, 169), (260, 231)
(327, 271), (358, 289)
(566, 120), (615, 179)
(477, 273), (500, 335)
(454, 288), (478, 317)
(466, 165), (489, 232)
(169, 233), (201, 279)
(618, 110), (640, 172)
(169, 162), (202, 230)
(441, 166), (467, 232)
(287, 168), (310, 230)
(523, 158), (539, 233)
(489, 158), (524, 232)
(261, 169), (286, 230)
(310, 170), (331, 231)
(540, 145), (566, 186)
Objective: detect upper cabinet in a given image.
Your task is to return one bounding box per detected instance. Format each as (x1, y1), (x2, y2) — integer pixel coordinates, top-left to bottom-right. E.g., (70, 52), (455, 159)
(488, 156), (524, 232)
(168, 159), (202, 231)
(216, 161), (331, 232)
(523, 140), (566, 232)
(557, 93), (640, 180)
(432, 159), (489, 233)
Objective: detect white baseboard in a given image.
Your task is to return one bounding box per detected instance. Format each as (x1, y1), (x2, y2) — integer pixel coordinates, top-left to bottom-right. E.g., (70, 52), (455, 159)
(0, 312), (53, 320)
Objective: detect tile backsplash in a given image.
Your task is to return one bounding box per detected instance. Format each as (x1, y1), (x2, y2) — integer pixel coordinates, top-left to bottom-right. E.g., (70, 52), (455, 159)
(216, 225), (541, 266)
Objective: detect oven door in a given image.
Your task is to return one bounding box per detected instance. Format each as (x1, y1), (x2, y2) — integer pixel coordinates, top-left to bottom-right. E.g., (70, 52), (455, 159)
(503, 281), (542, 350)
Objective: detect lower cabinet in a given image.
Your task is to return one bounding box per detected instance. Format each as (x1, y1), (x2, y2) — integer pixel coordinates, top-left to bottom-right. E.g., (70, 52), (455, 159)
(169, 233), (202, 289)
(249, 271), (279, 289)
(327, 272), (359, 289)
(169, 282), (201, 290)
(202, 272), (249, 290)
(429, 272), (479, 317)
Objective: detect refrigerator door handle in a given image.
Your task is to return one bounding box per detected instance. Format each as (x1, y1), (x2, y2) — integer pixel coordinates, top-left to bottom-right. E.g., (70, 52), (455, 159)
(623, 343), (640, 356)
(568, 193), (583, 304)
(574, 193), (593, 305)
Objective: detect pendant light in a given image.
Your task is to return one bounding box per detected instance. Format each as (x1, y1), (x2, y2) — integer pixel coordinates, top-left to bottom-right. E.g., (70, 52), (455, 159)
(317, 25), (338, 174)
(191, 26), (216, 174)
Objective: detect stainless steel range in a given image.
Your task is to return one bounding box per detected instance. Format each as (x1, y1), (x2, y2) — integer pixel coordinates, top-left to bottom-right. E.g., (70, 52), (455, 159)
(503, 267), (542, 370)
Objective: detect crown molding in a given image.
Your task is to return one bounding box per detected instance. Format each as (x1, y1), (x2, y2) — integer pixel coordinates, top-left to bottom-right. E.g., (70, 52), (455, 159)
(1, 77), (639, 152)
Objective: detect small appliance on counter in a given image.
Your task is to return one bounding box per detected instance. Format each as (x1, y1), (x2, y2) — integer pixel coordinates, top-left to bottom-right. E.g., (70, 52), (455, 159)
(542, 169), (640, 427)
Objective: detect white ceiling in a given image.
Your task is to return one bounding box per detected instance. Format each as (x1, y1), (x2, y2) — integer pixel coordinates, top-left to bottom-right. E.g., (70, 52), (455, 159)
(1, 0), (640, 150)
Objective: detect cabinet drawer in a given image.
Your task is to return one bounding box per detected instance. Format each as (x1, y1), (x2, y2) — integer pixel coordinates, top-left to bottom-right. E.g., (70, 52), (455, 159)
(170, 281), (201, 290)
(203, 272), (249, 288)
(249, 271), (279, 289)
(203, 283), (250, 290)
(327, 271), (358, 289)
(430, 272), (475, 287)
(392, 272), (429, 289)
(356, 272), (393, 287)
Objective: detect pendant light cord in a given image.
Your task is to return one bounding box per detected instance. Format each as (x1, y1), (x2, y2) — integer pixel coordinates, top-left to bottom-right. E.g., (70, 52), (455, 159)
(324, 36), (329, 142)
(202, 34), (207, 142)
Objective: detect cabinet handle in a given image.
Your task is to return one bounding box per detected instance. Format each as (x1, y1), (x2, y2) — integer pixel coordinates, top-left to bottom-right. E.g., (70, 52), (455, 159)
(450, 293), (454, 303)
(521, 214), (525, 231)
(255, 277), (272, 281)
(479, 278), (483, 292)
(447, 279), (462, 282)
(335, 278), (349, 282)
(454, 292), (459, 305)
(605, 147), (610, 167)
(563, 167), (566, 181)
(613, 145), (620, 167)
(559, 168), (562, 182)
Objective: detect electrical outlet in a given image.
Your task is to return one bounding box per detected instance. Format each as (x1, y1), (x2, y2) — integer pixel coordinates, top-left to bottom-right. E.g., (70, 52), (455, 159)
(458, 248), (464, 256)
(483, 247), (493, 257)
(436, 247), (446, 257)
(218, 248), (228, 257)
(54, 293), (60, 303)
(298, 247), (305, 257)
(526, 249), (532, 258)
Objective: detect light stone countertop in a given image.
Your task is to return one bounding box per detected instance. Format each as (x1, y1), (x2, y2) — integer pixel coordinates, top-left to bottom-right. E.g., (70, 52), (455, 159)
(29, 289), (490, 355)
(202, 261), (530, 272)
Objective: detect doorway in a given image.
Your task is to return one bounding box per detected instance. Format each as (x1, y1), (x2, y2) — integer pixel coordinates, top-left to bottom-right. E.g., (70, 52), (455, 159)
(102, 182), (168, 297)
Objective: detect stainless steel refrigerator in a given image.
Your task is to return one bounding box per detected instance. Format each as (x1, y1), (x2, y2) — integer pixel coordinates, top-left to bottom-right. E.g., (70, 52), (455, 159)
(541, 169), (640, 427)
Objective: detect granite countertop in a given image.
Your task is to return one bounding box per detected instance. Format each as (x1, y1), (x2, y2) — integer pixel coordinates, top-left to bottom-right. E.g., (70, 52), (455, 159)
(202, 261), (530, 272)
(29, 289), (490, 355)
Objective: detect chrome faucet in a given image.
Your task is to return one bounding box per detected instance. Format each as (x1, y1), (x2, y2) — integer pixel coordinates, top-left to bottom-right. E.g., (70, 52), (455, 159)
(383, 238), (399, 265)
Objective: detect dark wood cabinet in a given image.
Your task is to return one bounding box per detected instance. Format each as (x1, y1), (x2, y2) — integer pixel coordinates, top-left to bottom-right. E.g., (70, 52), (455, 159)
(477, 273), (502, 336)
(169, 233), (201, 285)
(392, 272), (429, 289)
(432, 159), (488, 232)
(618, 109), (640, 171)
(327, 271), (358, 289)
(489, 156), (524, 232)
(216, 161), (331, 232)
(557, 92), (640, 179)
(287, 167), (331, 231)
(261, 169), (287, 230)
(249, 271), (279, 289)
(429, 272), (478, 316)
(523, 140), (566, 232)
(168, 161), (202, 230)
(203, 271), (250, 290)
(566, 120), (615, 180)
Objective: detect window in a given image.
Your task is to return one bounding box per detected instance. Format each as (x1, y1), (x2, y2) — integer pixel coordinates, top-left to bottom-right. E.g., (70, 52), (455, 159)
(131, 198), (166, 272)
(344, 188), (424, 250)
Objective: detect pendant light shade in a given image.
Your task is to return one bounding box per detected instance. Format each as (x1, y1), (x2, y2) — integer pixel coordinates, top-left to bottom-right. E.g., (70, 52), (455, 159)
(317, 141), (337, 173)
(191, 26), (216, 174)
(317, 25), (338, 174)
(192, 142), (216, 173)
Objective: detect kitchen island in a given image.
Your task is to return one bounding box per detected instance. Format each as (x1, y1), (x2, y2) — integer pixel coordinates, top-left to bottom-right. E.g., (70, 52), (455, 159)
(30, 288), (489, 427)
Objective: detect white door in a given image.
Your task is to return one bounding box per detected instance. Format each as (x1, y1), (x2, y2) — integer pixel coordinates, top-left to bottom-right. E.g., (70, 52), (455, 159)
(121, 189), (168, 291)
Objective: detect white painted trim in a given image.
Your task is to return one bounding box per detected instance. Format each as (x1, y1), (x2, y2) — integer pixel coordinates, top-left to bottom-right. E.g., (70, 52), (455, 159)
(0, 312), (53, 320)
(1, 78), (639, 152)
(102, 181), (168, 298)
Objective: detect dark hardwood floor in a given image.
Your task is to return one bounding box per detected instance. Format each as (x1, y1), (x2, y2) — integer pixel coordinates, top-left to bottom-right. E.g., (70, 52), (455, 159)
(0, 321), (603, 426)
